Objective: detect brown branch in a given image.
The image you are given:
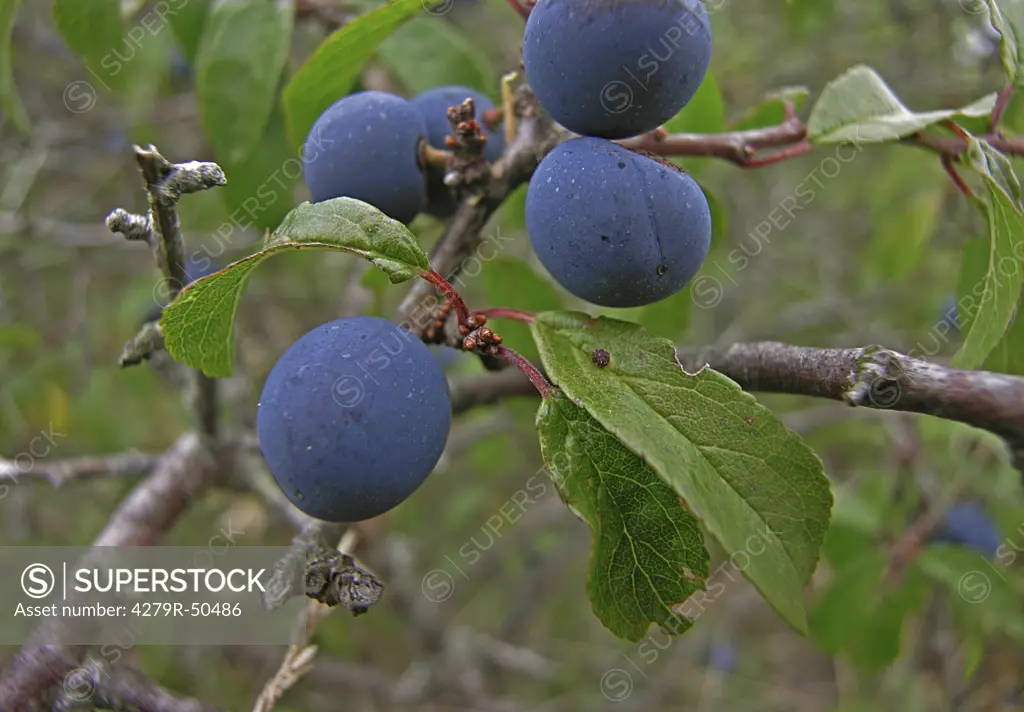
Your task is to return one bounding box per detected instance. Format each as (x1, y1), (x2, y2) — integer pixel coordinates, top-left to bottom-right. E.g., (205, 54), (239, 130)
(674, 342), (1024, 472)
(989, 83), (1014, 133)
(0, 433), (218, 709)
(618, 106), (1024, 167)
(106, 146), (225, 439)
(0, 450), (160, 488)
(619, 113), (809, 166)
(49, 658), (221, 712)
(396, 79), (559, 337)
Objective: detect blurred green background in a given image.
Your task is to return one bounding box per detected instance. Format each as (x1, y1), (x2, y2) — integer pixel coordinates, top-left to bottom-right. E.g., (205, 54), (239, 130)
(2, 0), (1024, 710)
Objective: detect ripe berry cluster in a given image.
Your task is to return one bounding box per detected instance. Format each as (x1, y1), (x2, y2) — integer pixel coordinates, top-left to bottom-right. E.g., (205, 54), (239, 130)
(260, 85), (509, 523)
(302, 85), (504, 223)
(523, 0), (715, 307)
(258, 2), (718, 523)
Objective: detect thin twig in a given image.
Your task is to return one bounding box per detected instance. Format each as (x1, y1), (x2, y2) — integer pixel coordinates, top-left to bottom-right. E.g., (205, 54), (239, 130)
(106, 146), (225, 439)
(0, 450), (160, 488)
(253, 530), (362, 712)
(941, 155), (974, 198)
(494, 346), (554, 398)
(422, 269), (471, 326)
(396, 80), (559, 337)
(989, 83), (1014, 133)
(471, 307), (536, 324)
(619, 112), (808, 166)
(49, 658), (221, 712)
(618, 106), (1024, 168)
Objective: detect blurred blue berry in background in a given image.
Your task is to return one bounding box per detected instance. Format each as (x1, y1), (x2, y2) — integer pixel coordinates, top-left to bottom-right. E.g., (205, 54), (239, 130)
(929, 502), (1001, 558)
(940, 296), (960, 332)
(706, 642), (737, 673)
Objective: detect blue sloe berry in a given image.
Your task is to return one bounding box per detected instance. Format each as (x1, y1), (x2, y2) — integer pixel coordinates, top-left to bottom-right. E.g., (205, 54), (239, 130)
(525, 136), (711, 307)
(523, 0), (712, 139)
(257, 316), (452, 523)
(302, 91), (428, 224)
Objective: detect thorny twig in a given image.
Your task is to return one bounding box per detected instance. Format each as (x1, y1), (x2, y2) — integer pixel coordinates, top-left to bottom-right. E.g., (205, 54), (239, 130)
(107, 146), (225, 437)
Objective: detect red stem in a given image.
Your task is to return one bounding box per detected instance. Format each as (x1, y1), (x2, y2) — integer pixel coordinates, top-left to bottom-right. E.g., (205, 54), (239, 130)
(941, 155), (974, 199)
(495, 345), (554, 398)
(481, 107), (503, 130)
(741, 139), (815, 168)
(617, 103), (1024, 170)
(989, 83), (1014, 133)
(471, 307), (536, 324)
(941, 119), (971, 142)
(422, 270), (471, 326)
(618, 115), (809, 167)
(506, 0), (532, 20)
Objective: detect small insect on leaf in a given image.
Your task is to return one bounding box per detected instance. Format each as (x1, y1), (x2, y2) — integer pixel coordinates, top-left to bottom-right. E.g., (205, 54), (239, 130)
(591, 348), (611, 368)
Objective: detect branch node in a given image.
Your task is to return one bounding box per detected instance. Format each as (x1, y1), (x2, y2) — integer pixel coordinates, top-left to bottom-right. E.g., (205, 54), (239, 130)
(304, 546), (384, 615)
(105, 208), (152, 242)
(119, 321), (165, 367)
(844, 346), (904, 409)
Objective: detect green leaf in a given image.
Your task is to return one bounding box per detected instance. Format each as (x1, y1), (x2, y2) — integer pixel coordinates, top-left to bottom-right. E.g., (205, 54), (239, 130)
(377, 17), (497, 98)
(807, 65), (996, 145)
(53, 0), (127, 91)
(952, 138), (1024, 369)
(0, 323), (40, 351)
(918, 545), (1024, 640)
(844, 564), (928, 671)
(536, 395), (709, 642)
(195, 0), (293, 165)
(956, 233), (989, 335)
(986, 0), (1024, 87)
(663, 70), (725, 135)
(162, 198), (431, 377)
(863, 151), (945, 282)
(728, 86), (809, 131)
(810, 537), (927, 670)
(785, 0), (835, 37)
(167, 0), (212, 62)
(529, 312), (833, 633)
(983, 296), (1024, 373)
(283, 0), (435, 150)
(810, 547), (888, 652)
(121, 17), (172, 129)
(0, 0), (28, 134)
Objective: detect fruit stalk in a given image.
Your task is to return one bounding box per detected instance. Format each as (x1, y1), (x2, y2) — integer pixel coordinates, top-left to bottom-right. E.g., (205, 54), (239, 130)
(422, 269), (471, 327)
(506, 0), (532, 20)
(470, 307), (536, 324)
(495, 345), (554, 398)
